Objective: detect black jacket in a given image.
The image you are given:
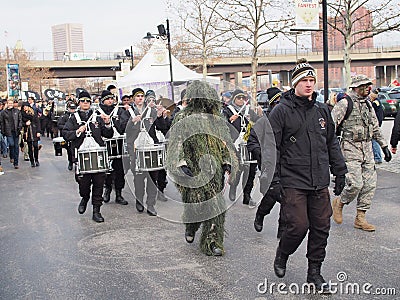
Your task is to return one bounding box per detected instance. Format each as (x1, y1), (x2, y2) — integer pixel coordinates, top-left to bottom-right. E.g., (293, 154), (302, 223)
(268, 89), (347, 190)
(0, 108), (23, 137)
(62, 110), (113, 163)
(390, 111), (400, 149)
(21, 104), (41, 142)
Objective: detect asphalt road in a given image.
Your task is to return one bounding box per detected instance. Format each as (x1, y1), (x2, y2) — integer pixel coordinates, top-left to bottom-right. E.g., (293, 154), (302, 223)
(0, 118), (398, 300)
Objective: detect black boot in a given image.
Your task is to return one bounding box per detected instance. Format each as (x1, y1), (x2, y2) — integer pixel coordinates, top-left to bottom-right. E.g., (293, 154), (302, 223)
(307, 262), (331, 294)
(78, 198), (89, 214)
(147, 205), (157, 216)
(68, 162), (73, 171)
(185, 228), (195, 243)
(115, 189), (128, 205)
(273, 247), (288, 278)
(254, 213), (264, 232)
(243, 193), (256, 207)
(92, 206), (104, 223)
(209, 242), (223, 256)
(136, 200), (144, 212)
(103, 186), (112, 203)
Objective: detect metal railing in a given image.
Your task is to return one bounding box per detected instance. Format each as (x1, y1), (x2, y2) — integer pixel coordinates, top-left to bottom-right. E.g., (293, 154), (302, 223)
(1, 45), (400, 62)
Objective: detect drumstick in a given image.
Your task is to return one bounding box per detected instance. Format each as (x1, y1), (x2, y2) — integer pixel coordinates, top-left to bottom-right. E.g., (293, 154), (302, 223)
(229, 99), (249, 123)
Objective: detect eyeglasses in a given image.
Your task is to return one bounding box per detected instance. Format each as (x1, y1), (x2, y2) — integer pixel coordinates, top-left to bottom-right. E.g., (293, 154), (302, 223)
(236, 96), (247, 100)
(136, 95), (144, 98)
(79, 98), (92, 103)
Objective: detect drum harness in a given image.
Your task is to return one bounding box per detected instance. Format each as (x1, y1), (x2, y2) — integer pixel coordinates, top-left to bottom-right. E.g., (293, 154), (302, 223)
(227, 103), (250, 151)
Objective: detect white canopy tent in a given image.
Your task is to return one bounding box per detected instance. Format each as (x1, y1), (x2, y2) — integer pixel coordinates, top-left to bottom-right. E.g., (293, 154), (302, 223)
(117, 42), (220, 102)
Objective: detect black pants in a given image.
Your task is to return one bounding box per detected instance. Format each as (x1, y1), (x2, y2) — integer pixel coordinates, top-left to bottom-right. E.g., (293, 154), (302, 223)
(157, 168), (167, 192)
(279, 188), (332, 263)
(75, 172), (106, 207)
(134, 170), (158, 207)
(257, 190), (284, 235)
(66, 143), (73, 164)
(105, 158), (125, 190)
(230, 162), (257, 196)
(27, 140), (39, 163)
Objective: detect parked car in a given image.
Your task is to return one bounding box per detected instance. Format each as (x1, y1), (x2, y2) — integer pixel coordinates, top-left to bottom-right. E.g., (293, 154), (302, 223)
(316, 88), (345, 103)
(377, 87), (399, 118)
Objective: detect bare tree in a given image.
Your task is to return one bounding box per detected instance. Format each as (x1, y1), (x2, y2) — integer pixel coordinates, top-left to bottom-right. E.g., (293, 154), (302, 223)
(214, 0), (294, 105)
(326, 0), (400, 87)
(173, 0), (234, 78)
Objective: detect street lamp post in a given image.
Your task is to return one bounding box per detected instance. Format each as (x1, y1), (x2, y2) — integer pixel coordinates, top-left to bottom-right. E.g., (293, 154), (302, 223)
(144, 19), (174, 101)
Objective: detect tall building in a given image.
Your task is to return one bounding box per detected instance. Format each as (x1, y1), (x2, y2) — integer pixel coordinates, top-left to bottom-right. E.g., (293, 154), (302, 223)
(311, 6), (374, 87)
(52, 23), (84, 60)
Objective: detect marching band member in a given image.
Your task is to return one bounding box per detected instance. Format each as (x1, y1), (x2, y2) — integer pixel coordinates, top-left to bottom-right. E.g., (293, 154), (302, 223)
(57, 100), (77, 171)
(145, 89), (172, 202)
(62, 91), (113, 223)
(97, 90), (128, 206)
(120, 88), (169, 216)
(222, 89), (260, 207)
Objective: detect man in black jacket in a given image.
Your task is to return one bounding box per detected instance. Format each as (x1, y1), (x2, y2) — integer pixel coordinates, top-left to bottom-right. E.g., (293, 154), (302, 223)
(62, 91), (113, 223)
(0, 99), (23, 169)
(266, 59), (347, 293)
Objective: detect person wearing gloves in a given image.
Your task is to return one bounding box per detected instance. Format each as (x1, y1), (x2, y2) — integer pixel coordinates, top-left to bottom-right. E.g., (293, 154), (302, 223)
(331, 74), (392, 232)
(267, 59), (347, 293)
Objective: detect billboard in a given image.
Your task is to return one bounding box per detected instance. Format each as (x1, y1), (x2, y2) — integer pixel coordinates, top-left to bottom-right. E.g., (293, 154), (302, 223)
(7, 64), (21, 98)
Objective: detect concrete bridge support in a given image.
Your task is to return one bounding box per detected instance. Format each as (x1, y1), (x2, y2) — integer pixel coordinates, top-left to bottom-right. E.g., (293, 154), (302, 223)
(376, 66), (385, 87)
(279, 71), (291, 87)
(234, 71), (243, 89)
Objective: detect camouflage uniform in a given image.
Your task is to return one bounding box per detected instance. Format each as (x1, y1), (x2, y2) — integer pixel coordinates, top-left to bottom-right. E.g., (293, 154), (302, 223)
(331, 90), (387, 210)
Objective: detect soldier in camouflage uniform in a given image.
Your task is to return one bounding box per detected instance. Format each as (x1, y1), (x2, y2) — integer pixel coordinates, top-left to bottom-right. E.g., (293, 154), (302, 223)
(331, 75), (392, 231)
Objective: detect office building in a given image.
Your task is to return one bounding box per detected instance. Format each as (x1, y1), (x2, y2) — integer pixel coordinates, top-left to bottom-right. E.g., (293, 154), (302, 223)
(52, 23), (84, 60)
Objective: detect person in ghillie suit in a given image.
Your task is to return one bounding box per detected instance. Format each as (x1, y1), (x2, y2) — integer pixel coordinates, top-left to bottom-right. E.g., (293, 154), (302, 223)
(166, 80), (238, 256)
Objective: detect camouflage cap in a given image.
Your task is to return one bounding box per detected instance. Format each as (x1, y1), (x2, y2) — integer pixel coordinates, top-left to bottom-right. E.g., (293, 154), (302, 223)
(349, 74), (372, 88)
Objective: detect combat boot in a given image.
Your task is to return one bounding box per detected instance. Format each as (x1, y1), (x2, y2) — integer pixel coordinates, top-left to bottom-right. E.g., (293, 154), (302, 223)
(332, 196), (344, 224)
(354, 209), (375, 231)
(92, 206), (104, 223)
(273, 247), (288, 278)
(307, 262), (331, 294)
(254, 213), (264, 232)
(103, 186), (112, 203)
(115, 189), (128, 205)
(78, 198), (89, 214)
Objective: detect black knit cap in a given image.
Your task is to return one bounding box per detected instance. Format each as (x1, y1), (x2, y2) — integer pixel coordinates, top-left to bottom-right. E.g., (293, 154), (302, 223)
(100, 90), (114, 103)
(132, 88), (145, 97)
(266, 87), (282, 105)
(291, 58), (317, 87)
(78, 91), (91, 100)
(145, 89), (156, 101)
(231, 89), (247, 101)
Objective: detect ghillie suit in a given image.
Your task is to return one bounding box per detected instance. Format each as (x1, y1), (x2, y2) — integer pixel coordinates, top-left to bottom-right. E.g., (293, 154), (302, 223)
(166, 80), (238, 256)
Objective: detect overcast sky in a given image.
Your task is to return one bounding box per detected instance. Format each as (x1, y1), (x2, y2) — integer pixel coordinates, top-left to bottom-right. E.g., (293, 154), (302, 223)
(1, 0), (174, 54)
(1, 0), (398, 56)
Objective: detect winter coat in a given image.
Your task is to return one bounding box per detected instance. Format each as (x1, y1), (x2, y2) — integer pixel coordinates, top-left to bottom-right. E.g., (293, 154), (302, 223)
(0, 107), (23, 137)
(267, 89), (347, 190)
(21, 104), (41, 142)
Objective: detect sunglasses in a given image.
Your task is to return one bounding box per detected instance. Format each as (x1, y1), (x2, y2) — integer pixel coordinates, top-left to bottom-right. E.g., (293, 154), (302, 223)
(79, 98), (92, 103)
(236, 96), (247, 100)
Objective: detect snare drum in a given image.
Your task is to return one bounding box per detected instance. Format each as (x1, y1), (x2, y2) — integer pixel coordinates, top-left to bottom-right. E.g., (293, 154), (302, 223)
(239, 142), (257, 165)
(105, 134), (128, 159)
(77, 146), (110, 174)
(135, 144), (165, 171)
(53, 137), (65, 156)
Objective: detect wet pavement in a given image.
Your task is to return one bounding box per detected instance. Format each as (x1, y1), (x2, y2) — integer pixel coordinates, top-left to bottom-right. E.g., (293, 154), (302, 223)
(0, 119), (399, 299)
